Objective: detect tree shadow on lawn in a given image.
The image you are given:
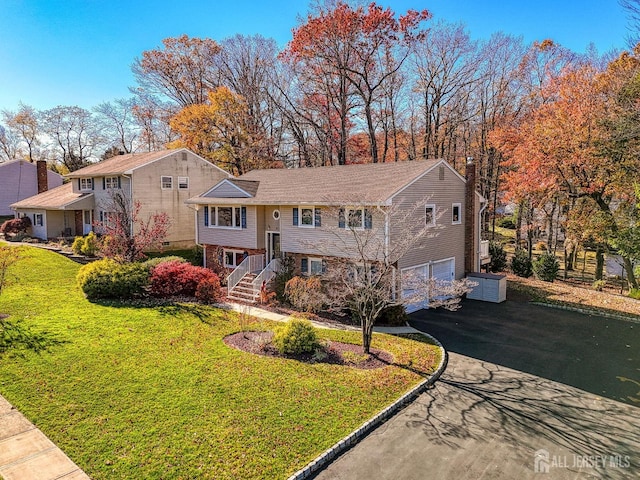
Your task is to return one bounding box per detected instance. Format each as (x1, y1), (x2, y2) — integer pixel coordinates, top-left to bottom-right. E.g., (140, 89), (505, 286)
(407, 356), (639, 479)
(92, 298), (219, 325)
(0, 314), (67, 358)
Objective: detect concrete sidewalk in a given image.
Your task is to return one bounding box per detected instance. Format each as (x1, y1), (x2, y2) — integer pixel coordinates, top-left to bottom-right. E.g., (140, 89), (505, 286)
(0, 395), (89, 480)
(220, 302), (421, 335)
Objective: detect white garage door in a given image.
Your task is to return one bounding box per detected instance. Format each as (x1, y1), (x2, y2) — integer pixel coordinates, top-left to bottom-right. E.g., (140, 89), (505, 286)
(402, 258), (455, 313)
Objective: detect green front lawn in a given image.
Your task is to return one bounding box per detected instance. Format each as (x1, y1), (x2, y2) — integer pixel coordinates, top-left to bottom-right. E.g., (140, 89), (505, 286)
(0, 246), (440, 479)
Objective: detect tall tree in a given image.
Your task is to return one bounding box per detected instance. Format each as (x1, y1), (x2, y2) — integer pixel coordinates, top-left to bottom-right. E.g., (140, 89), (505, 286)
(41, 106), (102, 172)
(169, 87), (277, 174)
(1, 104), (43, 162)
(283, 1), (429, 164)
(94, 98), (139, 154)
(132, 35), (222, 108)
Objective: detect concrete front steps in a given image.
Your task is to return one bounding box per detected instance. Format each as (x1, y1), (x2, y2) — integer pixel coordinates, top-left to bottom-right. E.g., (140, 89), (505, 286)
(227, 273), (259, 303)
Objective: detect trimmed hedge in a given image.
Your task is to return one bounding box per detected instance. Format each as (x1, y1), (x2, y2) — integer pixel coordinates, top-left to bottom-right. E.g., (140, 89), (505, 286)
(77, 259), (148, 300)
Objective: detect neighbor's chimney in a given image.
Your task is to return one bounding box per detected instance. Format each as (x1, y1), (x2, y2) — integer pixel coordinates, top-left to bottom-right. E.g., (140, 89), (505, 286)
(464, 156), (476, 274)
(36, 160), (48, 193)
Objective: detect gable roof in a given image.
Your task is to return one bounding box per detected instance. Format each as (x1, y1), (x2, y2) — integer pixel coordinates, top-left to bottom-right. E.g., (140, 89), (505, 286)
(65, 148), (229, 178)
(0, 159), (64, 181)
(189, 159), (454, 206)
(10, 183), (94, 210)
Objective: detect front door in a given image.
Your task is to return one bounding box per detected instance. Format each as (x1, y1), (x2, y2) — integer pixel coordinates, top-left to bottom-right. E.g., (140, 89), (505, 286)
(83, 210), (93, 235)
(266, 232), (281, 262)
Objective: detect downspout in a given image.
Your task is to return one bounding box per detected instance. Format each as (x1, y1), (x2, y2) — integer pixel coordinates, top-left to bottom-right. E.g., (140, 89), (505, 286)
(121, 173), (134, 238)
(377, 203), (394, 300)
(189, 204), (205, 268)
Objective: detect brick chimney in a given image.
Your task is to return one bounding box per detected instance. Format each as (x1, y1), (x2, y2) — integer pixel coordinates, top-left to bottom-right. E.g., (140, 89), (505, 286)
(36, 160), (48, 193)
(464, 156), (476, 274)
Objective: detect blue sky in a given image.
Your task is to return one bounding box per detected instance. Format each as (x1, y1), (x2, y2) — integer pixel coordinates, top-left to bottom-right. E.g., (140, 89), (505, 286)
(0, 0), (630, 112)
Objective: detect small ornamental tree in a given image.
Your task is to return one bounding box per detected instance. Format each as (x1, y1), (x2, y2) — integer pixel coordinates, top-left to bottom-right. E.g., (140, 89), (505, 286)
(533, 251), (560, 282)
(95, 190), (170, 262)
(511, 248), (533, 277)
(488, 241), (508, 272)
(0, 217), (31, 236)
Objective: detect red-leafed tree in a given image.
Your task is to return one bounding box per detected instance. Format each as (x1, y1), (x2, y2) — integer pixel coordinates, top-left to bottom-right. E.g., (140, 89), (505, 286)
(282, 1), (430, 164)
(96, 190), (170, 263)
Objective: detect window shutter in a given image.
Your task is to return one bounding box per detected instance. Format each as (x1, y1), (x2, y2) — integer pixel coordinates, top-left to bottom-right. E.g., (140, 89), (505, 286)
(77, 179), (80, 190)
(102, 177), (106, 189)
(301, 258), (308, 275)
(364, 209), (372, 229)
(241, 207), (247, 228)
(322, 260), (327, 274)
(338, 208), (345, 228)
(91, 179), (94, 190)
(314, 208), (321, 227)
(99, 211), (103, 222)
(117, 177), (121, 189)
(293, 207), (299, 226)
(203, 206), (209, 226)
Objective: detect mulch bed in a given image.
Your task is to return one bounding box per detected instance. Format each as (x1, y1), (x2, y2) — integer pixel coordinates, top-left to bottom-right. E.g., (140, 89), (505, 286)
(224, 330), (393, 370)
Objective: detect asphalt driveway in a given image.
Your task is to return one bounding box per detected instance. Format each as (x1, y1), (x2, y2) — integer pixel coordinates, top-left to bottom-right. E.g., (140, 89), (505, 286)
(409, 299), (639, 406)
(314, 299), (639, 479)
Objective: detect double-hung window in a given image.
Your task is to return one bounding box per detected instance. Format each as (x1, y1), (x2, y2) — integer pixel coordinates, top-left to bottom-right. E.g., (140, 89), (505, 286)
(161, 176), (173, 189)
(301, 257), (326, 276)
(293, 206), (321, 228)
(223, 249), (245, 268)
(33, 213), (43, 226)
(339, 208), (372, 230)
(79, 178), (93, 191)
(178, 176), (189, 189)
(425, 204), (436, 227)
(451, 203), (461, 225)
(104, 176), (120, 189)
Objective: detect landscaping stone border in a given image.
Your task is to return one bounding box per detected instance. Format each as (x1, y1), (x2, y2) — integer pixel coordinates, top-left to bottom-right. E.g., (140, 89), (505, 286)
(531, 301), (640, 324)
(286, 331), (448, 480)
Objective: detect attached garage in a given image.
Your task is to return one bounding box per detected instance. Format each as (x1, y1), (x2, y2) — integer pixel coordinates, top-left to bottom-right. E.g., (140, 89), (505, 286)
(402, 258), (455, 313)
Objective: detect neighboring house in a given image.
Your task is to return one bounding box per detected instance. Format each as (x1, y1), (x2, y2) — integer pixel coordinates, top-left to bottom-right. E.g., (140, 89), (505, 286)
(0, 160), (63, 216)
(11, 149), (229, 247)
(187, 159), (489, 312)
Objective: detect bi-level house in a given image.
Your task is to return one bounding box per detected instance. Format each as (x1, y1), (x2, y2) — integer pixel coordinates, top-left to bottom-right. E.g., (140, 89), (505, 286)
(12, 149), (229, 247)
(187, 159), (489, 312)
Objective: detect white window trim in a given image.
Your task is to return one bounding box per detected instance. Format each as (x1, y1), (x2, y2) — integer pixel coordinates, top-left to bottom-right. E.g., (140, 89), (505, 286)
(346, 207), (366, 230)
(302, 257), (324, 276)
(105, 176), (119, 189)
(272, 209), (280, 221)
(79, 178), (93, 191)
(298, 206), (316, 228)
(161, 176), (173, 189)
(425, 204), (436, 227)
(223, 249), (245, 268)
(452, 203), (462, 225)
(208, 206), (242, 230)
(33, 213), (44, 227)
(178, 176), (189, 189)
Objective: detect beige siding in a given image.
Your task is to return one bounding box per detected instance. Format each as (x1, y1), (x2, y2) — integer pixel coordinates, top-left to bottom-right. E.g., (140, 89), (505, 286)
(256, 206), (266, 249)
(198, 205), (259, 249)
(131, 151), (228, 246)
(280, 206), (386, 261)
(391, 166), (466, 279)
(264, 206), (281, 233)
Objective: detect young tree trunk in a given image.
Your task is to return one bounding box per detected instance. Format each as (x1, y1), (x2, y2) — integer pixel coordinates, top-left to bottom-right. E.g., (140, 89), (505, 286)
(623, 256), (638, 289)
(595, 246), (605, 281)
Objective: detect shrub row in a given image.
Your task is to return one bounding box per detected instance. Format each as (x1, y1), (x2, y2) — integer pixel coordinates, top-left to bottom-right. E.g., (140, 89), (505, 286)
(77, 257), (223, 302)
